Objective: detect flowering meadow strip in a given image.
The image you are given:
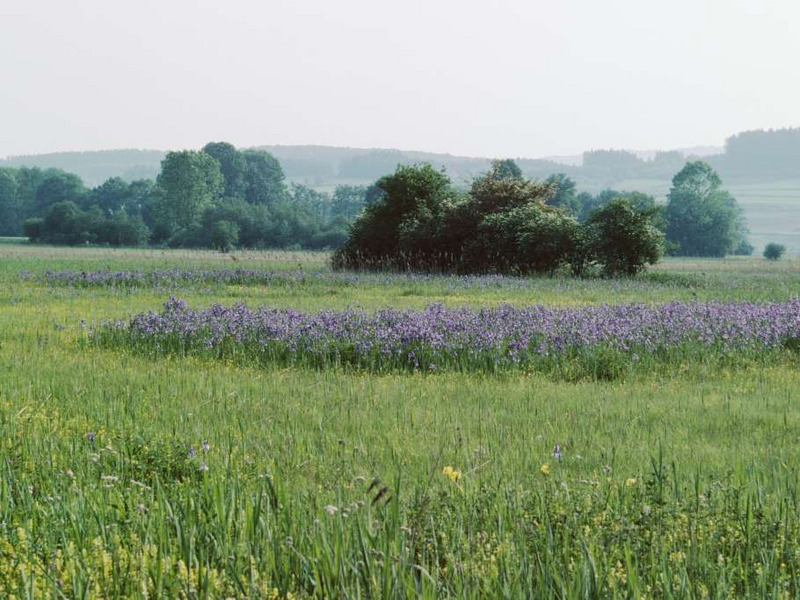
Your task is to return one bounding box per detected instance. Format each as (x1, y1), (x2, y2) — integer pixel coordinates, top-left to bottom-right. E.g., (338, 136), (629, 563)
(95, 298), (800, 377)
(36, 267), (699, 292)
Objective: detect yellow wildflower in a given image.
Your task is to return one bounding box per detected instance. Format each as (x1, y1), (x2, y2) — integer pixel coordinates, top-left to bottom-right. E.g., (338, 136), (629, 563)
(442, 466), (461, 481)
(540, 464), (550, 476)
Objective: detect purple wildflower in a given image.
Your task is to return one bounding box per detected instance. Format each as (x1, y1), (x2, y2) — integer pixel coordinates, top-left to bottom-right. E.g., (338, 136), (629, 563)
(97, 297), (800, 374)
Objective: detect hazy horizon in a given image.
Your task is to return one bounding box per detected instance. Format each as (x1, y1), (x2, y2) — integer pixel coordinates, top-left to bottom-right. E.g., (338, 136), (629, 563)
(2, 0), (798, 159)
(0, 141), (726, 164)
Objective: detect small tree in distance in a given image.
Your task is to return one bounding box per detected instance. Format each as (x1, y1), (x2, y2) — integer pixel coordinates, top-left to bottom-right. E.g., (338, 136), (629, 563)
(763, 242), (786, 261)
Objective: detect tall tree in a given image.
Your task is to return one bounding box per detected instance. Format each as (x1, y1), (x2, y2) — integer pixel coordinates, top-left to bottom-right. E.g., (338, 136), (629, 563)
(241, 150), (286, 205)
(13, 167), (47, 219)
(155, 151), (223, 230)
(665, 161), (746, 257)
(331, 185), (368, 219)
(544, 173), (580, 215)
(34, 170), (86, 215)
(0, 168), (20, 235)
(490, 158), (523, 180)
(202, 142), (247, 199)
(89, 177), (131, 214)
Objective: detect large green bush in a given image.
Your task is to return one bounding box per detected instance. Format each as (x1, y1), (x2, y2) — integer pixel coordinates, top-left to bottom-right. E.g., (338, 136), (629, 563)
(585, 197), (664, 276)
(334, 162), (663, 276)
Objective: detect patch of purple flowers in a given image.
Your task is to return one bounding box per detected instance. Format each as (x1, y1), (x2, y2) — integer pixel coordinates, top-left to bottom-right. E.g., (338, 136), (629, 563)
(97, 297), (800, 374)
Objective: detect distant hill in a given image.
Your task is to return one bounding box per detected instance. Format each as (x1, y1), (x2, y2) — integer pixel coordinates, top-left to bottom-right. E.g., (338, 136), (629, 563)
(257, 145), (558, 189)
(0, 149), (165, 187)
(0, 143), (734, 191)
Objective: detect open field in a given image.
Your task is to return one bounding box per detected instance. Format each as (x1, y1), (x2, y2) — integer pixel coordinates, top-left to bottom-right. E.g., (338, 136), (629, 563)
(2, 246), (800, 597)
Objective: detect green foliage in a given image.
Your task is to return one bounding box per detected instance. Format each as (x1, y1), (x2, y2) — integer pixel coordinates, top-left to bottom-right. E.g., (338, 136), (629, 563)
(209, 220), (239, 252)
(89, 176), (132, 214)
(336, 162), (662, 276)
(33, 170), (86, 215)
(467, 203), (581, 274)
(330, 184), (368, 219)
(202, 141), (247, 199)
(4, 144), (354, 251)
(43, 201), (93, 244)
(490, 158), (523, 180)
(544, 172), (581, 215)
(470, 161), (551, 214)
(334, 164), (454, 269)
(665, 161), (748, 257)
(0, 149), (165, 185)
(241, 149), (286, 205)
(733, 239), (755, 256)
(155, 150), (224, 231)
(0, 168), (20, 235)
(576, 189), (618, 222)
(764, 242), (787, 260)
(28, 201), (150, 246)
(22, 217), (43, 241)
(584, 197), (664, 276)
(13, 144), (764, 263)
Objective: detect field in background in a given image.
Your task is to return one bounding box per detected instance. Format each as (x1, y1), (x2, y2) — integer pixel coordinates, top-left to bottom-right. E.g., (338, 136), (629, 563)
(2, 246), (800, 597)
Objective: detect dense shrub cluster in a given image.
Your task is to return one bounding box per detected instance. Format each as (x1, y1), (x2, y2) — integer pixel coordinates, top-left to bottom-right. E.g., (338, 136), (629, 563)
(334, 162), (664, 276)
(23, 201), (149, 246)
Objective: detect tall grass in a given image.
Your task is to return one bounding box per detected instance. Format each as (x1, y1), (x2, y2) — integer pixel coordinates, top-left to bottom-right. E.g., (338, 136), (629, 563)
(2, 247), (800, 597)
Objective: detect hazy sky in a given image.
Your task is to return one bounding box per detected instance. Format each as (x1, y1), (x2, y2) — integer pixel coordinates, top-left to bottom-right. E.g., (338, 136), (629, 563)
(2, 0), (798, 159)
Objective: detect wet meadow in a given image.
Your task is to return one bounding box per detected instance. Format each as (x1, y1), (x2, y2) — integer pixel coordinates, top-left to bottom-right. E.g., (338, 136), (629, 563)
(2, 242), (800, 598)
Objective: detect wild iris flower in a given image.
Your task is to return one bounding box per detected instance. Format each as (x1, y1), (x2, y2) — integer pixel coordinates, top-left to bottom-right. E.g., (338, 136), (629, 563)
(106, 297), (800, 373)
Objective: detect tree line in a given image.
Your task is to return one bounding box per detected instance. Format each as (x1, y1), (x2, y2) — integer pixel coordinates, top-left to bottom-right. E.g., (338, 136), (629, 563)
(334, 159), (751, 276)
(2, 143), (370, 250)
(1, 144), (751, 263)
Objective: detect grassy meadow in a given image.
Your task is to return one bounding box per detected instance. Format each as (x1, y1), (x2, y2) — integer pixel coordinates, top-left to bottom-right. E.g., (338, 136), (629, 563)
(2, 243), (800, 597)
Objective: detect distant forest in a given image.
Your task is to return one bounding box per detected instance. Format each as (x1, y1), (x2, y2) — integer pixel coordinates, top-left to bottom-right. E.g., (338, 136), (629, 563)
(0, 132), (753, 263)
(1, 127), (797, 255)
(0, 143), (366, 250)
(3, 128), (800, 189)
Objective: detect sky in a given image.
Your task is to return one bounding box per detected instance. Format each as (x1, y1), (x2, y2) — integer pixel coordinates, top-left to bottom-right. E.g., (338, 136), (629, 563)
(1, 0), (799, 159)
